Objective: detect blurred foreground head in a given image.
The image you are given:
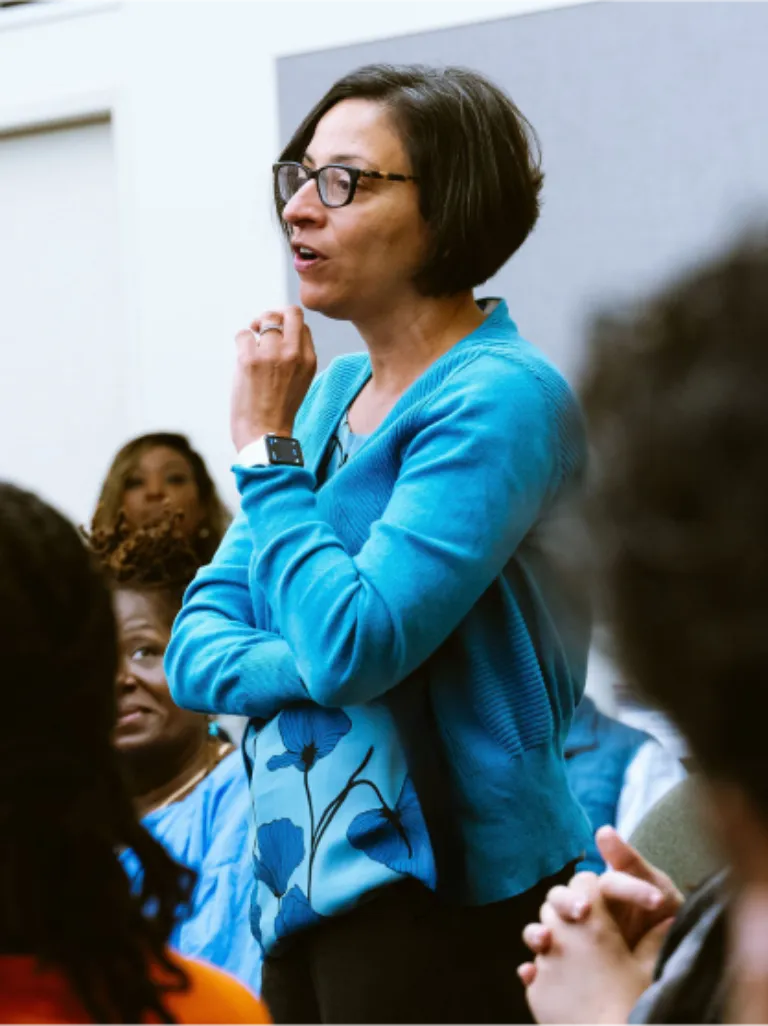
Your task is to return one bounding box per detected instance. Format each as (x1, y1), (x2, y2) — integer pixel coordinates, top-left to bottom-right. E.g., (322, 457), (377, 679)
(582, 231), (768, 879)
(0, 482), (192, 1021)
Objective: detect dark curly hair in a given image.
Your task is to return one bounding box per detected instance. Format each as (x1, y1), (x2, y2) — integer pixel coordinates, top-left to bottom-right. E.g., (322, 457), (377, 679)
(581, 230), (768, 814)
(0, 482), (195, 1022)
(92, 432), (231, 564)
(87, 509), (203, 618)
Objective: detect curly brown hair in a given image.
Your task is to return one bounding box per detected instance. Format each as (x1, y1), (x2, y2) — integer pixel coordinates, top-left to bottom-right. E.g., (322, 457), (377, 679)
(581, 229), (768, 813)
(92, 433), (231, 564)
(87, 510), (203, 620)
(0, 483), (195, 1023)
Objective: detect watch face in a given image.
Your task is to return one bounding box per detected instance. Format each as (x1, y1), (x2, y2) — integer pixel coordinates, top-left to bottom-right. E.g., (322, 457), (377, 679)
(266, 435), (304, 466)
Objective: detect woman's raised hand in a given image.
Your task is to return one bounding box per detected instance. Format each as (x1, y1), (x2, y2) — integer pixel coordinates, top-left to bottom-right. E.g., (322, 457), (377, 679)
(231, 307), (317, 452)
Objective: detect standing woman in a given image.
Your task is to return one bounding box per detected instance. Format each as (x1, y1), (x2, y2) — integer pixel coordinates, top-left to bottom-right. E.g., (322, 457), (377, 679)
(167, 64), (592, 1024)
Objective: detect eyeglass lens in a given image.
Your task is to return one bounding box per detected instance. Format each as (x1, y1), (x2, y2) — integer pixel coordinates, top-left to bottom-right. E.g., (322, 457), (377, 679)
(319, 167), (353, 206)
(276, 164), (354, 208)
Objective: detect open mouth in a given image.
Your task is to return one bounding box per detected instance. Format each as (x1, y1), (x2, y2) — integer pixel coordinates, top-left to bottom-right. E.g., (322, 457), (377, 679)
(292, 242), (326, 270)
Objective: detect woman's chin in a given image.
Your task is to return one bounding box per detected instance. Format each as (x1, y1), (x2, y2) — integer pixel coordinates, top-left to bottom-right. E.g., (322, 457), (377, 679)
(299, 282), (349, 320)
(298, 281), (327, 311)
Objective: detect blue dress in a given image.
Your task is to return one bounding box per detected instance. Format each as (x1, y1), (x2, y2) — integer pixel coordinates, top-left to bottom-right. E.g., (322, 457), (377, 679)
(121, 751), (261, 992)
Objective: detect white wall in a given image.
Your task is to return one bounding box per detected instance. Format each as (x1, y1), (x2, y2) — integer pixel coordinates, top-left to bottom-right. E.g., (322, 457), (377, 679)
(0, 119), (128, 523)
(0, 0), (583, 522)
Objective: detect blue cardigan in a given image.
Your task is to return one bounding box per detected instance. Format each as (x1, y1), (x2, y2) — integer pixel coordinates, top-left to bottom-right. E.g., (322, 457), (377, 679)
(167, 299), (592, 951)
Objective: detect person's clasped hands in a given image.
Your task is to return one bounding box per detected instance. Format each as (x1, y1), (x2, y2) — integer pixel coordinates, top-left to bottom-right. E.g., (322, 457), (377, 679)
(517, 826), (684, 1024)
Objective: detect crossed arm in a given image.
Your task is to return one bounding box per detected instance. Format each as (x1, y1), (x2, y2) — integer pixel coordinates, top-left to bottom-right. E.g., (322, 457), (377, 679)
(166, 359), (560, 718)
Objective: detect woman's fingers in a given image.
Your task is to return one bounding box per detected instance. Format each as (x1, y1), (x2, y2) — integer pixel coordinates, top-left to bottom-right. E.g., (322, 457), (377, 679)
(280, 306), (307, 356)
(517, 962), (537, 987)
(249, 307), (317, 370)
(599, 870), (668, 911)
(251, 309), (285, 331)
(541, 872), (600, 922)
(596, 826), (658, 882)
(523, 921), (553, 954)
(231, 306), (317, 450)
(597, 827), (683, 915)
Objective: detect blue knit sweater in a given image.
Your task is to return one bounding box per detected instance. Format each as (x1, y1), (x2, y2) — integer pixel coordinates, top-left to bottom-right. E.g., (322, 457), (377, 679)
(166, 299), (593, 953)
(565, 696), (650, 873)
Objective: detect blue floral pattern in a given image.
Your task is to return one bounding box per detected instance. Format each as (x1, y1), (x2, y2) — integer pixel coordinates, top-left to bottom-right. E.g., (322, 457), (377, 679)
(248, 704), (437, 953)
(249, 899), (263, 950)
(347, 776), (434, 884)
(267, 707), (352, 772)
(275, 886), (323, 940)
(252, 818), (304, 899)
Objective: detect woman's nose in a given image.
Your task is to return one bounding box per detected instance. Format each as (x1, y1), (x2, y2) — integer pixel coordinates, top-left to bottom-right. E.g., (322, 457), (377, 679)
(117, 663), (137, 691)
(282, 179), (327, 228)
(143, 474), (166, 500)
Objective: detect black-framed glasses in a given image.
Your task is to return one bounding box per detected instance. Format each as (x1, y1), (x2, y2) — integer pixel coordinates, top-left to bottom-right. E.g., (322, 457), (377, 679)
(274, 161), (419, 209)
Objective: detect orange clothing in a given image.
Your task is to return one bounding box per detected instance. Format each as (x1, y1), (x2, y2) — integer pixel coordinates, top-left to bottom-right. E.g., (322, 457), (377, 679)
(0, 952), (270, 1024)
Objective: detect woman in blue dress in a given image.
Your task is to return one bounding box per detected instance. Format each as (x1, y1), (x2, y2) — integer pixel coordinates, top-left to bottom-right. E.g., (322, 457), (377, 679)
(167, 64), (593, 1023)
(89, 514), (261, 993)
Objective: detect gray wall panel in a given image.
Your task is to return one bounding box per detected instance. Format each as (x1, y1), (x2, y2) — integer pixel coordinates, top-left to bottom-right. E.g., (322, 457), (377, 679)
(277, 2), (768, 379)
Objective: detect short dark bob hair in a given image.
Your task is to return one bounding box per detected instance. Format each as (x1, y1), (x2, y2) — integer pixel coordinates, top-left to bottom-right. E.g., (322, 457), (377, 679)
(275, 64), (544, 297)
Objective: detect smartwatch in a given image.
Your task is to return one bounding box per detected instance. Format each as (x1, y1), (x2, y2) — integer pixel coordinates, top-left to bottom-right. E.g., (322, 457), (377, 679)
(235, 434), (304, 468)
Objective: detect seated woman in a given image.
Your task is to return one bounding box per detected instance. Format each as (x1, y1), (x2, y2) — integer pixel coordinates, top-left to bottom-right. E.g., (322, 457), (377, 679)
(93, 431), (242, 744)
(88, 512), (262, 994)
(0, 482), (268, 1024)
(565, 695), (686, 872)
(92, 431), (231, 563)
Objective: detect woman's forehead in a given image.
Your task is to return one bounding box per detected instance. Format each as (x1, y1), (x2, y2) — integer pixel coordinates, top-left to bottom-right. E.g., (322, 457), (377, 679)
(114, 587), (161, 628)
(133, 446), (191, 474)
(114, 587), (177, 634)
(306, 98), (405, 169)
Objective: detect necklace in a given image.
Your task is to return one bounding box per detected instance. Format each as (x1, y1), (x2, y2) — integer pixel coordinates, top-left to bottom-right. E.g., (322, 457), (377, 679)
(148, 740), (234, 813)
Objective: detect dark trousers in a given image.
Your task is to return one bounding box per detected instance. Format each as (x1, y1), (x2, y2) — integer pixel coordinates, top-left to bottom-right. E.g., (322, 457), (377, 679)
(261, 863), (574, 1024)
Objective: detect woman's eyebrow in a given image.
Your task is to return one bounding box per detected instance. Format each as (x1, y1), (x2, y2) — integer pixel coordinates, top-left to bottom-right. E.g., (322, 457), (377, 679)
(329, 153), (370, 165)
(303, 152), (374, 168)
(121, 618), (157, 633)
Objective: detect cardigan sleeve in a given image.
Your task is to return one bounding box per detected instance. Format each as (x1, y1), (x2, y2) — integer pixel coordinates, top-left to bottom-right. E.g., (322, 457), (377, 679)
(165, 511), (308, 717)
(235, 354), (579, 707)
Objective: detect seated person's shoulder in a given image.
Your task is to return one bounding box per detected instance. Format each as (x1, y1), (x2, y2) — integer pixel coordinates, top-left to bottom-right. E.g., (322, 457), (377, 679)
(162, 955), (270, 1024)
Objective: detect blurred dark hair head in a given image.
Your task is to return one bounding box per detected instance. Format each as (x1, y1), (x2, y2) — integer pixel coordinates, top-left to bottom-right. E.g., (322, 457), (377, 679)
(581, 230), (768, 815)
(276, 63), (544, 297)
(0, 482), (194, 1022)
(93, 432), (230, 563)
